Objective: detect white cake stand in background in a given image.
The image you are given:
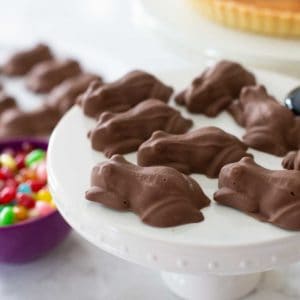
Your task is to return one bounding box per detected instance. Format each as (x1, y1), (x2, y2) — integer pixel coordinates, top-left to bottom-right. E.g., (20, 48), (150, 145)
(132, 0), (300, 77)
(48, 68), (300, 300)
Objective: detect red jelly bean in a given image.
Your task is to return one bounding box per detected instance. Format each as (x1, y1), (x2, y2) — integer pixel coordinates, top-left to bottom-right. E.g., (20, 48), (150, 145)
(0, 187), (16, 204)
(15, 153), (26, 169)
(16, 193), (35, 209)
(6, 179), (18, 189)
(28, 180), (45, 192)
(0, 167), (14, 180)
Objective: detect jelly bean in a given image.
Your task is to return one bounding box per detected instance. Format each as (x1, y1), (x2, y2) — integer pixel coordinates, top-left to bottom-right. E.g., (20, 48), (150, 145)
(28, 208), (39, 218)
(36, 189), (52, 203)
(0, 187), (16, 204)
(16, 193), (35, 209)
(0, 167), (14, 180)
(0, 206), (15, 226)
(13, 206), (28, 221)
(15, 153), (26, 169)
(0, 154), (17, 171)
(36, 201), (54, 217)
(18, 183), (32, 194)
(25, 149), (46, 167)
(35, 162), (47, 183)
(28, 180), (45, 192)
(5, 179), (18, 189)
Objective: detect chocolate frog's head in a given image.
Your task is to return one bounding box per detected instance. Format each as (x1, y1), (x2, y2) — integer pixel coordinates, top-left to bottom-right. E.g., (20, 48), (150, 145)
(218, 157), (258, 193)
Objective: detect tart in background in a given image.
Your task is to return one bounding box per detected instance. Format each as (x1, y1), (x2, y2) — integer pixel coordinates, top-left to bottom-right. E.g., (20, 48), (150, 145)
(190, 0), (300, 38)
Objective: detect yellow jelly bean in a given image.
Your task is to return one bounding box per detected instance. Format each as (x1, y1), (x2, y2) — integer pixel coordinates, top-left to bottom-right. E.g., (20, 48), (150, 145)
(36, 189), (52, 203)
(50, 199), (56, 208)
(13, 206), (28, 221)
(0, 154), (16, 171)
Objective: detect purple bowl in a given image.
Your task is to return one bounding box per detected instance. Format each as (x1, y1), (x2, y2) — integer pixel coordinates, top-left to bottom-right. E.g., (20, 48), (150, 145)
(0, 138), (71, 263)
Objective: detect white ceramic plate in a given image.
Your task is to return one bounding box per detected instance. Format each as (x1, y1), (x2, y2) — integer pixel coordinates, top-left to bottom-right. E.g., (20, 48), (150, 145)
(48, 67), (300, 275)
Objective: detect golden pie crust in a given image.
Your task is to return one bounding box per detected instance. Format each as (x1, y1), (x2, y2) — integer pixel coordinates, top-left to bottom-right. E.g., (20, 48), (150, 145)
(190, 0), (300, 37)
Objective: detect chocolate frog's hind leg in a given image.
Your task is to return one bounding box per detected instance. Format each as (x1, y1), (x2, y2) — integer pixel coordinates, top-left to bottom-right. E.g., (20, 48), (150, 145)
(214, 188), (259, 213)
(85, 186), (129, 211)
(104, 138), (145, 158)
(243, 126), (287, 156)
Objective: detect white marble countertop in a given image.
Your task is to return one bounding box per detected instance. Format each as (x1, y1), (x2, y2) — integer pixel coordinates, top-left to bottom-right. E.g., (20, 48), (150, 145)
(0, 0), (300, 299)
(1, 232), (300, 300)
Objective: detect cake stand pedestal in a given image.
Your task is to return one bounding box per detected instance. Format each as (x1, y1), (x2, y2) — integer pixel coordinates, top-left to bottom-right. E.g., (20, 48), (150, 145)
(47, 67), (300, 300)
(161, 272), (261, 300)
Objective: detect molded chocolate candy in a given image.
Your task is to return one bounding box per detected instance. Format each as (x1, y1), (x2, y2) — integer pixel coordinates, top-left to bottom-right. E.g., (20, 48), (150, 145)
(26, 59), (82, 93)
(282, 151), (300, 170)
(2, 44), (53, 76)
(0, 90), (17, 115)
(86, 155), (210, 227)
(0, 106), (61, 138)
(175, 60), (256, 117)
(138, 127), (251, 177)
(228, 85), (300, 156)
(45, 73), (102, 114)
(88, 99), (193, 157)
(214, 157), (300, 231)
(77, 70), (174, 118)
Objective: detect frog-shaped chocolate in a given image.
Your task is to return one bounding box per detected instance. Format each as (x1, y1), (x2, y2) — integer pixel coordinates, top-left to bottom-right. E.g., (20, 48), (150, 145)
(214, 157), (300, 230)
(78, 70), (173, 118)
(175, 60), (255, 117)
(86, 155), (210, 227)
(228, 85), (300, 156)
(88, 99), (193, 157)
(138, 127), (251, 177)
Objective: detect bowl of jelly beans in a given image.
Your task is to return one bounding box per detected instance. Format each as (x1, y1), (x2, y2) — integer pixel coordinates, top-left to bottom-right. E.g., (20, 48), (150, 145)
(0, 138), (71, 263)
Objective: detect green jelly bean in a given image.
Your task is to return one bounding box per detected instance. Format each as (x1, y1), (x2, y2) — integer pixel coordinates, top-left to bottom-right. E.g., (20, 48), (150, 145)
(0, 206), (15, 226)
(25, 149), (46, 167)
(0, 203), (13, 213)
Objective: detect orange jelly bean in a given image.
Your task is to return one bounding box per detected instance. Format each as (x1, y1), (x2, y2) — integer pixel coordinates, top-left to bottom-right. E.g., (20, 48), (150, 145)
(13, 206), (28, 221)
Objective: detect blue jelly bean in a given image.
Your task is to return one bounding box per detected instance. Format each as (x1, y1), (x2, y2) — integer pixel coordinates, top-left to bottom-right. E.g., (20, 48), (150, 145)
(17, 183), (32, 194)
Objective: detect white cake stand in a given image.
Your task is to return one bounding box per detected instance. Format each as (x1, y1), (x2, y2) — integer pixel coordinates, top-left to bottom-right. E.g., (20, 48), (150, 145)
(132, 0), (300, 77)
(48, 68), (300, 300)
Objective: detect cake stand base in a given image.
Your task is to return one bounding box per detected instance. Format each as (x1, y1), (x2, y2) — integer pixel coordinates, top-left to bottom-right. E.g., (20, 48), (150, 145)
(161, 272), (262, 300)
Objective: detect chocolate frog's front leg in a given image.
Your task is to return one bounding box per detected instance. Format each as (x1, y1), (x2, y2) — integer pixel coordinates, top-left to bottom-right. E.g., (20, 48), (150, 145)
(104, 138), (145, 158)
(214, 187), (259, 213)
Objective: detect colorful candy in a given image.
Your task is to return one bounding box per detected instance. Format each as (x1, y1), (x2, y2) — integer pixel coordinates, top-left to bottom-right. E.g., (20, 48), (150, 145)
(0, 206), (15, 226)
(25, 149), (46, 167)
(0, 143), (56, 227)
(17, 183), (32, 194)
(0, 187), (16, 204)
(0, 153), (17, 171)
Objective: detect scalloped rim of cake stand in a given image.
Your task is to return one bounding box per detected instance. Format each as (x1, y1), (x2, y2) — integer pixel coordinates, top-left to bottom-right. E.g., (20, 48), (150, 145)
(48, 67), (300, 276)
